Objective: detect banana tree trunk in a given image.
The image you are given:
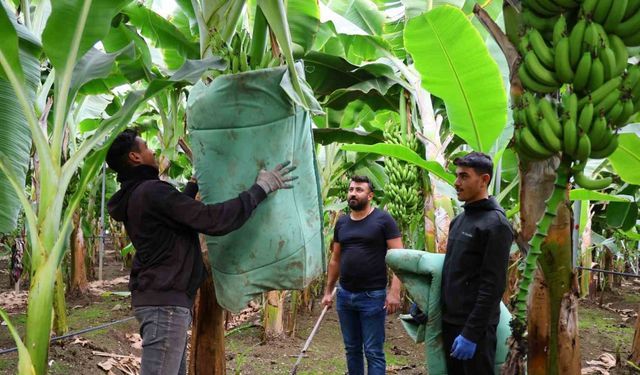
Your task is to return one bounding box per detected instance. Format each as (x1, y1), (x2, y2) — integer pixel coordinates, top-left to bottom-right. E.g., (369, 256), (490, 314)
(52, 269), (68, 336)
(287, 290), (300, 337)
(519, 159), (580, 374)
(264, 290), (285, 338)
(631, 309), (640, 366)
(423, 191), (437, 252)
(70, 210), (88, 295)
(189, 239), (225, 375)
(24, 257), (57, 375)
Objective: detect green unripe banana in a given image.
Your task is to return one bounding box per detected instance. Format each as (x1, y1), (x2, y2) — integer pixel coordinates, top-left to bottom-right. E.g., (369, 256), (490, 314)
(575, 133), (592, 162)
(608, 35), (629, 77)
(582, 22), (599, 53)
(592, 0), (614, 24)
(594, 89), (621, 113)
(569, 19), (587, 68)
(538, 118), (563, 152)
(539, 98), (563, 137)
(616, 4), (640, 36)
(599, 48), (617, 82)
(578, 101), (595, 132)
(606, 102), (624, 123)
(573, 52), (592, 92)
(553, 14), (567, 45)
(525, 0), (558, 17)
(525, 52), (560, 86)
(581, 76), (622, 107)
(563, 118), (578, 156)
(528, 28), (555, 69)
(588, 57), (605, 92)
(590, 133), (619, 158)
(564, 92), (578, 121)
(523, 10), (558, 32)
(554, 37), (574, 83)
(521, 125), (555, 158)
(581, 0), (599, 15)
(604, 0), (629, 32)
(614, 99), (635, 127)
(588, 115), (608, 149)
(574, 171), (612, 190)
(519, 65), (558, 93)
(624, 0), (640, 19)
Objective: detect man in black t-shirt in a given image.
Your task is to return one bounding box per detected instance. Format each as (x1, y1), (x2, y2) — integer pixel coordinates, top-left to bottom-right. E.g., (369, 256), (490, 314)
(322, 175), (403, 375)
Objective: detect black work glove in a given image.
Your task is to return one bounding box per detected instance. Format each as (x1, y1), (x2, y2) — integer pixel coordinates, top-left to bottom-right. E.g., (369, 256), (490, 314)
(255, 161), (297, 194)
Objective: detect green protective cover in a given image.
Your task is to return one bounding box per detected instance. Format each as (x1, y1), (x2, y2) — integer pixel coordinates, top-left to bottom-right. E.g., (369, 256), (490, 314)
(386, 250), (511, 375)
(187, 66), (325, 312)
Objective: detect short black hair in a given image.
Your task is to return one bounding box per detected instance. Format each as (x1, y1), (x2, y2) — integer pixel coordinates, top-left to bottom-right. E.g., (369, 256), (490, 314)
(453, 151), (493, 182)
(106, 129), (139, 175)
(350, 175), (374, 192)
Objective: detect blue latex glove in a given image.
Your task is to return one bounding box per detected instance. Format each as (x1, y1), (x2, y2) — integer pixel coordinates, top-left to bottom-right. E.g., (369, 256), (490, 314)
(450, 335), (477, 360)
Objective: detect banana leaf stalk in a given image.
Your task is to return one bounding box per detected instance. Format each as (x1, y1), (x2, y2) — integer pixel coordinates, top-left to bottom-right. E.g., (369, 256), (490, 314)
(503, 159), (571, 375)
(512, 160), (570, 322)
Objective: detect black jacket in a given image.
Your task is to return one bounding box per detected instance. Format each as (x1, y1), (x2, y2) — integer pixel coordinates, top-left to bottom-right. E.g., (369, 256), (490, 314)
(107, 165), (267, 308)
(441, 196), (513, 342)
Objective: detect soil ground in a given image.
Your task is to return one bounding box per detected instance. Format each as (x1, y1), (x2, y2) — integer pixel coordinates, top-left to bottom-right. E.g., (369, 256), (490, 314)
(0, 251), (638, 374)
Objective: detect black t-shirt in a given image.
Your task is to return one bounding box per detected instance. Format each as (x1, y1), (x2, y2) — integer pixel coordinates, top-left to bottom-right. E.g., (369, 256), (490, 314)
(334, 208), (401, 292)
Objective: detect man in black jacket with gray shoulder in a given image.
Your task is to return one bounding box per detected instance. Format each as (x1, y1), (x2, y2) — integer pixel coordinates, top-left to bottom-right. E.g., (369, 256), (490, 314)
(441, 152), (513, 375)
(106, 129), (296, 375)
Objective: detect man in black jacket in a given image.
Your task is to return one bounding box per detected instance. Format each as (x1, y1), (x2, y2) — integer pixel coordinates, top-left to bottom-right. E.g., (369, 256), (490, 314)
(106, 129), (295, 375)
(441, 152), (513, 375)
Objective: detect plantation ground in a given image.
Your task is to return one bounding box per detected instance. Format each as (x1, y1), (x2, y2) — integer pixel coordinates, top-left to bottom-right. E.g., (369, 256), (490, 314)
(0, 252), (638, 374)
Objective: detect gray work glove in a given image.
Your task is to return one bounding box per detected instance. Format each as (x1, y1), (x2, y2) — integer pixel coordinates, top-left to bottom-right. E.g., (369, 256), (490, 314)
(255, 161), (297, 194)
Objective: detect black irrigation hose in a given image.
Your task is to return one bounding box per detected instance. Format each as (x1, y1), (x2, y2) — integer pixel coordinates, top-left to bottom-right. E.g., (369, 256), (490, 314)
(577, 266), (640, 279)
(0, 316), (135, 355)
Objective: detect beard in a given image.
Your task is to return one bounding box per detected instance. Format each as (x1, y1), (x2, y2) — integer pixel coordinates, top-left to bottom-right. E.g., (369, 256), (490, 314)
(348, 196), (368, 211)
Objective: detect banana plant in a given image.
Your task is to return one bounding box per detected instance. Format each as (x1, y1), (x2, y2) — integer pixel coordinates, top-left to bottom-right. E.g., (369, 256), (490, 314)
(0, 0), (208, 372)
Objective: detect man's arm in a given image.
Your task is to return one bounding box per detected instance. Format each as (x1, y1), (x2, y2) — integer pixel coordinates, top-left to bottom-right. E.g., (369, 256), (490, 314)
(461, 223), (513, 342)
(150, 162), (294, 236)
(150, 181), (267, 236)
(321, 241), (341, 308)
(385, 237), (403, 314)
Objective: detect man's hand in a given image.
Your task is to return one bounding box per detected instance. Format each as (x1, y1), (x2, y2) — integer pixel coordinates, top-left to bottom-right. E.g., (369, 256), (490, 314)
(321, 292), (334, 309)
(384, 290), (401, 314)
(255, 161), (297, 194)
(450, 334), (477, 360)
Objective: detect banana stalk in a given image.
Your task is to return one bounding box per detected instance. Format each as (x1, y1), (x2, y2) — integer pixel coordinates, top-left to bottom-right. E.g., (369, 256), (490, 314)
(248, 6), (268, 69)
(512, 159), (570, 322)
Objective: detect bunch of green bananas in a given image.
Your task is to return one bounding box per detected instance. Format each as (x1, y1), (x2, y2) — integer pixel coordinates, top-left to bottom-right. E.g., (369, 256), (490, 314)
(383, 124), (423, 230)
(514, 0), (640, 190)
(513, 92), (617, 189)
(209, 30), (280, 79)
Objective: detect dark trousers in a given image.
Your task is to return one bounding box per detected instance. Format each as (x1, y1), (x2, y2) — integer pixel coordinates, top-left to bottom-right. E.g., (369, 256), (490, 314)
(134, 306), (192, 375)
(442, 321), (497, 375)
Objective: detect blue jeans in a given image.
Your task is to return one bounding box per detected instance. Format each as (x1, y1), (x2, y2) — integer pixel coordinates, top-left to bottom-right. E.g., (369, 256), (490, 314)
(336, 287), (387, 375)
(134, 306), (192, 375)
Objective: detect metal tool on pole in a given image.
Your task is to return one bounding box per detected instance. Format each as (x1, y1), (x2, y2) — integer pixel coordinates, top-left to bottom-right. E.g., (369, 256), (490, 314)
(290, 287), (337, 375)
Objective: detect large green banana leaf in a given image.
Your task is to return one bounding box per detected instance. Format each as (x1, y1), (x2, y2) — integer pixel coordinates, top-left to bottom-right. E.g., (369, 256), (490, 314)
(287, 0), (320, 55)
(404, 5), (507, 153)
(121, 3), (199, 69)
(325, 0), (385, 35)
(608, 133), (640, 184)
(303, 51), (401, 110)
(0, 8), (41, 234)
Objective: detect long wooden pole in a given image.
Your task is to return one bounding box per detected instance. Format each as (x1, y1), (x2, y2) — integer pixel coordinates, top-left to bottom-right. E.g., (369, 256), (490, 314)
(290, 287), (337, 375)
